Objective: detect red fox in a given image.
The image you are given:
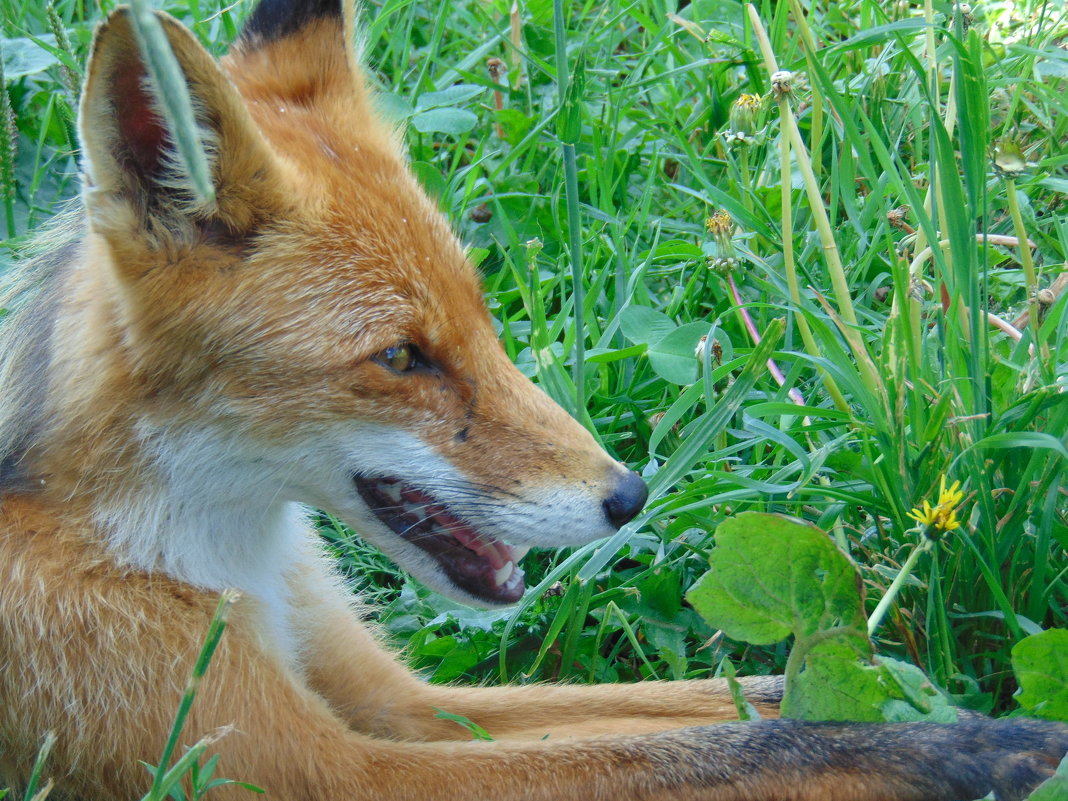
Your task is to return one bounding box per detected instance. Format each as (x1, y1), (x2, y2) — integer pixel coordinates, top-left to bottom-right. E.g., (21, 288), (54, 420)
(0, 1), (1064, 799)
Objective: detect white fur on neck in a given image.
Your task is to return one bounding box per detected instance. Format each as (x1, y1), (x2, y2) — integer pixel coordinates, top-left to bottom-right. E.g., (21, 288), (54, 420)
(92, 421), (311, 660)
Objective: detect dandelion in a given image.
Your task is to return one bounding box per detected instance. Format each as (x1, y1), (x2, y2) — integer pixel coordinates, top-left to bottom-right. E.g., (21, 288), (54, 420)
(887, 205), (913, 233)
(770, 70), (794, 99)
(704, 210), (736, 275)
(907, 475), (965, 539)
(729, 93), (763, 136)
(869, 476), (965, 636)
(705, 209), (733, 237)
(993, 139), (1027, 178)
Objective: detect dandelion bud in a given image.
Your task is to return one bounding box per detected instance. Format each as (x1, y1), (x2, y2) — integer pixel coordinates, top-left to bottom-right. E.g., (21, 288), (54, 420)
(993, 139), (1026, 178)
(771, 71), (793, 98)
(525, 237), (543, 270)
(694, 335), (708, 360)
(729, 93), (763, 136)
(704, 210), (738, 274)
(887, 206), (911, 229)
(695, 336), (723, 363)
(956, 2), (974, 31)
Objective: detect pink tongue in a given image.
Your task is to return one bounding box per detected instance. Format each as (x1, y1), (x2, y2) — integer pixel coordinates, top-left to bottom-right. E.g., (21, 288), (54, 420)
(448, 523), (511, 570)
(400, 484), (513, 570)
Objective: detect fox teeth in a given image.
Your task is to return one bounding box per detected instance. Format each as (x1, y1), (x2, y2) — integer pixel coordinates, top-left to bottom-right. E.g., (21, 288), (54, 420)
(494, 561), (514, 587)
(382, 482), (403, 505)
(511, 546), (531, 561)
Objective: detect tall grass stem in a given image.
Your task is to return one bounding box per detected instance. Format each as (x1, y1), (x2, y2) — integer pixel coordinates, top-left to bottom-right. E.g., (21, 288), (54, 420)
(552, 0), (586, 414)
(148, 590), (238, 801)
(127, 0), (216, 207)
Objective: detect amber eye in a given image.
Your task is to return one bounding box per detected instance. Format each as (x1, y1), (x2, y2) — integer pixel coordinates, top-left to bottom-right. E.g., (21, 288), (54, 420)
(376, 343), (418, 373)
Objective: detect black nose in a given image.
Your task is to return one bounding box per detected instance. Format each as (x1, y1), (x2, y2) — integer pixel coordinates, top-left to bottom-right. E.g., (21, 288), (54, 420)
(602, 470), (649, 529)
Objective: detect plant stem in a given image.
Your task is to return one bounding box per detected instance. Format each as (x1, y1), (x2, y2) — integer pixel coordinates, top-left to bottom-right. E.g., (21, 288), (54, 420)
(785, 0), (823, 179)
(127, 0), (215, 207)
(867, 537), (934, 637)
(149, 590), (237, 800)
(749, 5), (883, 408)
(0, 40), (17, 239)
(748, 3), (850, 412)
(1004, 177), (1048, 364)
(783, 625), (855, 693)
(562, 145), (586, 410)
(747, 6), (856, 329)
(552, 0), (586, 414)
(726, 273), (805, 409)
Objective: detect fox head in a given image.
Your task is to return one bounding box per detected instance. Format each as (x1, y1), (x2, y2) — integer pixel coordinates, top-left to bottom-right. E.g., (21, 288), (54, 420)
(63, 0), (647, 606)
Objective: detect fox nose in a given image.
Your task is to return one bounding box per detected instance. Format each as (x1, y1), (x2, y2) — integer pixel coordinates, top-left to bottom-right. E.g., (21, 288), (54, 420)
(603, 470), (649, 529)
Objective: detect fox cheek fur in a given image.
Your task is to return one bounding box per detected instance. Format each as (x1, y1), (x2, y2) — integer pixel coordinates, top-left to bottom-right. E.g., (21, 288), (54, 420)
(49, 2), (646, 607)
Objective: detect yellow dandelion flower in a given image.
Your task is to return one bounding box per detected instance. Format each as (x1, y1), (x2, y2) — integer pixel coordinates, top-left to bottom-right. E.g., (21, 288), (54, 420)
(705, 209), (733, 236)
(729, 93), (763, 136)
(907, 475), (965, 539)
(736, 93), (762, 110)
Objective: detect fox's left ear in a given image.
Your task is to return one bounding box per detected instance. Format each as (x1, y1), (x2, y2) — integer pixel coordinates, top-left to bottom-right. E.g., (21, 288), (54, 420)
(79, 8), (287, 244)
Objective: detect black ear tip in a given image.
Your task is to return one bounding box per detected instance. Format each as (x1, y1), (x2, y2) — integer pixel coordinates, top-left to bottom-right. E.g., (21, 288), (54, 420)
(240, 0), (344, 45)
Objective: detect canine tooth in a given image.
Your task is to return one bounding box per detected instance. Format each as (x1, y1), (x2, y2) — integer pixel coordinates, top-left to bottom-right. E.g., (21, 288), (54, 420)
(511, 546), (531, 561)
(494, 561), (514, 586)
(382, 482), (403, 505)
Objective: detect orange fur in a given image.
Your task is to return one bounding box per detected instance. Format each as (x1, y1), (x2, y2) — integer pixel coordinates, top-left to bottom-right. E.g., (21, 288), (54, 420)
(0, 4), (1064, 800)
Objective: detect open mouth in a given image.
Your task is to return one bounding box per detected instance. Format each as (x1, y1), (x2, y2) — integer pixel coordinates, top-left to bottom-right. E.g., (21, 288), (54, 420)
(353, 476), (528, 604)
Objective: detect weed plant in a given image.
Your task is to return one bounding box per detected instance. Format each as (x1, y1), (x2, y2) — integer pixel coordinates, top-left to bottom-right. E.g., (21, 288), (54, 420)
(1, 0), (1065, 725)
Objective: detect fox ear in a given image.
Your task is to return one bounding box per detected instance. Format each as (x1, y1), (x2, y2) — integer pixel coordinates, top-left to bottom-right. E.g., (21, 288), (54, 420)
(79, 9), (286, 242)
(229, 0), (360, 104)
(240, 0), (349, 46)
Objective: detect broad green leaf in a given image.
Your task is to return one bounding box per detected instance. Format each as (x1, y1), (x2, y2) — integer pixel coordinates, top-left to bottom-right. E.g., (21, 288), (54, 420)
(1013, 629), (1068, 721)
(647, 321), (710, 385)
(415, 84), (484, 111)
(493, 108), (533, 146)
(878, 658), (958, 723)
(410, 108), (478, 136)
(686, 512), (866, 644)
(619, 305), (675, 347)
(410, 161), (447, 204)
(372, 91), (414, 124)
(790, 650), (957, 724)
(683, 513), (959, 724)
(782, 640), (885, 722)
(1, 35), (59, 80)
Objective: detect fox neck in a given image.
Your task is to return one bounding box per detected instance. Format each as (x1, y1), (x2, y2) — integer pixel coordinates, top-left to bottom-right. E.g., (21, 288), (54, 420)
(32, 267), (308, 599)
(88, 429), (306, 593)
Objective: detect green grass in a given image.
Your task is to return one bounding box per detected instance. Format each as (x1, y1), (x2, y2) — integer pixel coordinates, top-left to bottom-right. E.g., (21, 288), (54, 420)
(1, 0), (1065, 721)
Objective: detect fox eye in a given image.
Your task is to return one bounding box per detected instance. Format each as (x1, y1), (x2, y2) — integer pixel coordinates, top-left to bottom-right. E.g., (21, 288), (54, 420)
(375, 343), (420, 373)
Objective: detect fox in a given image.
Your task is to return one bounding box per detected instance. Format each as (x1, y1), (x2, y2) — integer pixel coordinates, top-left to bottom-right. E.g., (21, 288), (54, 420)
(0, 0), (1065, 799)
